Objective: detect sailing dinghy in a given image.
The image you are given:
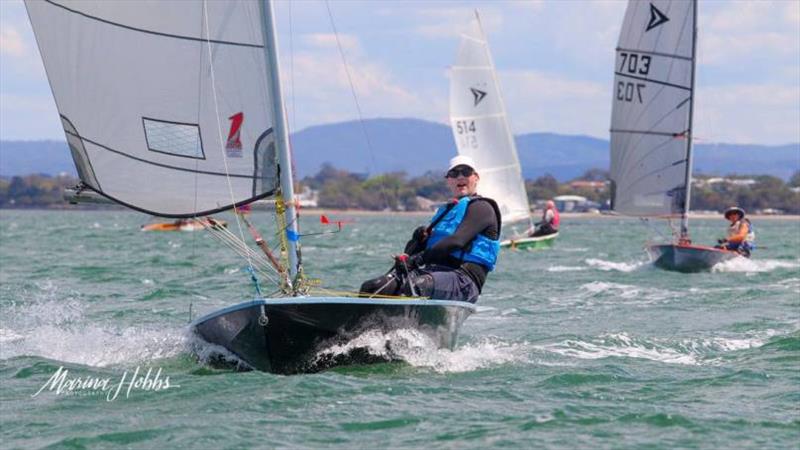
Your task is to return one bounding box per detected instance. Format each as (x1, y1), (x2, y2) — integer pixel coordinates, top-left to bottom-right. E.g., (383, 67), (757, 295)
(449, 12), (556, 251)
(27, 0), (475, 373)
(609, 0), (741, 272)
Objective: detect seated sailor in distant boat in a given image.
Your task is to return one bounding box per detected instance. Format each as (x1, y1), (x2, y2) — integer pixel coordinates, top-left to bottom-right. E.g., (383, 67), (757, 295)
(528, 200), (559, 237)
(715, 206), (754, 257)
(359, 155), (501, 303)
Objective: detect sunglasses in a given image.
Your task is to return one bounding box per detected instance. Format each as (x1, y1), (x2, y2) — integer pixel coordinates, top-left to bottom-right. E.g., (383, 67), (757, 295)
(446, 166), (475, 178)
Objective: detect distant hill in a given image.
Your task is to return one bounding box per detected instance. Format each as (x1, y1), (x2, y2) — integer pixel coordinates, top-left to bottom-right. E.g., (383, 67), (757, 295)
(2, 118), (798, 180)
(0, 140), (77, 177)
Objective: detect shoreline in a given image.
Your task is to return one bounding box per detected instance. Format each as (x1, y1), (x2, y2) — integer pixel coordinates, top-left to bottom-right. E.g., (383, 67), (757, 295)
(300, 209), (800, 221)
(1, 207), (798, 221)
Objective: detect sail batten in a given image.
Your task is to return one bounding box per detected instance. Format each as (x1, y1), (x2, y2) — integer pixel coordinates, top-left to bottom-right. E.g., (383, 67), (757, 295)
(449, 15), (530, 226)
(610, 0), (696, 218)
(26, 0), (279, 217)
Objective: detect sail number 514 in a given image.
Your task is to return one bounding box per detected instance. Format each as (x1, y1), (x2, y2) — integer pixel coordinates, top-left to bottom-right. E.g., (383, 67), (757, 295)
(455, 120), (476, 135)
(454, 120), (478, 149)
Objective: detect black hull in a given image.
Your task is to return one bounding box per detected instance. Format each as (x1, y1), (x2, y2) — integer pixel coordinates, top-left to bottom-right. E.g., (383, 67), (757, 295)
(646, 244), (740, 273)
(192, 297), (475, 374)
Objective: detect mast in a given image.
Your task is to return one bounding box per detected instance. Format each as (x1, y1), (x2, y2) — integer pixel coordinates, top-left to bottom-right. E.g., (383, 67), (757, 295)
(260, 0), (301, 279)
(680, 0), (698, 240)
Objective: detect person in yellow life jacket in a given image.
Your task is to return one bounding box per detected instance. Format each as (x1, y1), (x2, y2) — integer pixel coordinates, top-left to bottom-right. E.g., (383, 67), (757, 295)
(716, 206), (754, 257)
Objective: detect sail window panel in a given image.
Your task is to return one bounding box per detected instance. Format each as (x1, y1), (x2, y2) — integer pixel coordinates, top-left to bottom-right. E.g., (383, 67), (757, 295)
(143, 118), (205, 159)
(83, 140), (258, 216)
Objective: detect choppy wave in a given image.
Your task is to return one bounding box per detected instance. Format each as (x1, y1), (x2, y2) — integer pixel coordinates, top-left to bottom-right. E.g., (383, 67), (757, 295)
(536, 332), (776, 366)
(0, 283), (188, 367)
(578, 281), (674, 304)
(713, 258), (800, 273)
(585, 258), (646, 272)
(313, 329), (528, 373)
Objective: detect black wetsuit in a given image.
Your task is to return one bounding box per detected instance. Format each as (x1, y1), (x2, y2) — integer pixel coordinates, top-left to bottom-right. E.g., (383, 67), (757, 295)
(360, 197), (500, 302)
(408, 198), (499, 291)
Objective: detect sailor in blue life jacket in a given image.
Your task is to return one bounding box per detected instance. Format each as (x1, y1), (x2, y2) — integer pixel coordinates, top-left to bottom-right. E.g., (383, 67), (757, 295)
(715, 206), (755, 257)
(359, 155), (501, 303)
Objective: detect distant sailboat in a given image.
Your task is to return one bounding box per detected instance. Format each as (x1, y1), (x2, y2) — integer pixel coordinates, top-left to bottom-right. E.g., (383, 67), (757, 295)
(449, 11), (557, 250)
(27, 0), (475, 373)
(609, 0), (742, 272)
(140, 217), (227, 232)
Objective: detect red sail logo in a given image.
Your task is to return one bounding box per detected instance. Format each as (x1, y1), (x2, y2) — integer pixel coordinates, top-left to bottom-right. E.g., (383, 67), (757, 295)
(226, 112), (243, 157)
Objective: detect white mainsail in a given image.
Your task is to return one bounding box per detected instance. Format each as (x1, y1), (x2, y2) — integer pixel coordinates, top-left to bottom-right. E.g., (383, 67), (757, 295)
(449, 14), (530, 225)
(609, 0), (696, 222)
(26, 0), (280, 217)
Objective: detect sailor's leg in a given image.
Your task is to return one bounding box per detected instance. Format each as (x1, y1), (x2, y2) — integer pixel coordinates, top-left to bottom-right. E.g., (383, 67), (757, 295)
(359, 270), (401, 296)
(408, 267), (479, 303)
(400, 270), (434, 298)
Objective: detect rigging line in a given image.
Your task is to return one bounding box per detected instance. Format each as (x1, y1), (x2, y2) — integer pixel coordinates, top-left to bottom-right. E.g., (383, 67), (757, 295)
(288, 1), (297, 134)
(324, 0), (392, 211)
(205, 227), (281, 285)
(201, 0), (255, 280)
(205, 221), (276, 271)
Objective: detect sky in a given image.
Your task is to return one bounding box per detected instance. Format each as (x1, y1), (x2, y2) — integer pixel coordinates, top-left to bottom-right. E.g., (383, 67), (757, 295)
(1, 0), (799, 145)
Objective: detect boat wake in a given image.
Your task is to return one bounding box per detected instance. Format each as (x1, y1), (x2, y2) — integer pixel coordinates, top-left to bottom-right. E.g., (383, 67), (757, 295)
(535, 331), (777, 366)
(712, 257), (800, 273)
(585, 258), (647, 272)
(313, 329), (528, 373)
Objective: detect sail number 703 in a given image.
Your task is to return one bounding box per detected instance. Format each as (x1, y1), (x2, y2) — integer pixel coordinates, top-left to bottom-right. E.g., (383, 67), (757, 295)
(616, 51), (649, 103)
(619, 52), (651, 75)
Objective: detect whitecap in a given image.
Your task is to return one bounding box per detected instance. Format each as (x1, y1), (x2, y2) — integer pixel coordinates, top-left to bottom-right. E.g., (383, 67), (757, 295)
(547, 266), (586, 272)
(536, 333), (699, 365)
(536, 331), (780, 366)
(581, 281), (641, 299)
(585, 258), (645, 272)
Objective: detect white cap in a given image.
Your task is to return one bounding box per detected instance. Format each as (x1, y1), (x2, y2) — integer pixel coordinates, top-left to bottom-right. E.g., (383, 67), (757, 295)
(447, 155), (478, 172)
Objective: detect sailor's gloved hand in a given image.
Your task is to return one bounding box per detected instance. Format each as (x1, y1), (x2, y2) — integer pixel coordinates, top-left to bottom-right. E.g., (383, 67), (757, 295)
(394, 253), (424, 273)
(412, 226), (429, 243)
(717, 238), (726, 244)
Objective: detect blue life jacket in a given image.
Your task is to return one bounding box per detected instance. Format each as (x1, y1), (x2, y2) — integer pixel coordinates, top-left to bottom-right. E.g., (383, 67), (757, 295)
(426, 196), (501, 271)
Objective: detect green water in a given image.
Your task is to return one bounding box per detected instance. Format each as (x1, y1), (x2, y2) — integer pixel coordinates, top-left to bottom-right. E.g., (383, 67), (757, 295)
(1, 210), (798, 449)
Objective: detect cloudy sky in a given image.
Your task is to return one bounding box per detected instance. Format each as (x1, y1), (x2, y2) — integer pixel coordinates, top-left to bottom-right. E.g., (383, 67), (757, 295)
(1, 0), (798, 145)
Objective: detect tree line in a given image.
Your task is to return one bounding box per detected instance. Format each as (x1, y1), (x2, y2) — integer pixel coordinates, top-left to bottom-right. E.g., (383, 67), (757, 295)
(2, 167), (799, 214)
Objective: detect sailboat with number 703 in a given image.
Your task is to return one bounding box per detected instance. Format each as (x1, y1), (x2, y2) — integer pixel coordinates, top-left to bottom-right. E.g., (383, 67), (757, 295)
(26, 0), (476, 373)
(609, 0), (744, 272)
